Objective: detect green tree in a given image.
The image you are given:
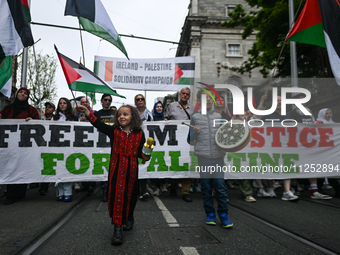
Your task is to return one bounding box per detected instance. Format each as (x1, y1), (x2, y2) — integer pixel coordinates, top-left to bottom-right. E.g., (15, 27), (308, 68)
(18, 48), (57, 107)
(221, 0), (326, 78)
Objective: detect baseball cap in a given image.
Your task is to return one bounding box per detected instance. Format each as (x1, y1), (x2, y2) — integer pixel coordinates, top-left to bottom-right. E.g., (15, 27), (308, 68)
(45, 102), (56, 109)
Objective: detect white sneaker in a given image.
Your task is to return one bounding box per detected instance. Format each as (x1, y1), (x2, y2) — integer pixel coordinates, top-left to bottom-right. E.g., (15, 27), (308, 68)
(311, 190), (332, 200)
(267, 188), (276, 197)
(161, 183), (168, 193)
(290, 188), (300, 196)
(322, 184), (333, 190)
(273, 182), (281, 189)
(153, 188), (161, 196)
(74, 182), (81, 190)
(257, 188), (271, 198)
(245, 195), (256, 202)
(282, 191), (299, 201)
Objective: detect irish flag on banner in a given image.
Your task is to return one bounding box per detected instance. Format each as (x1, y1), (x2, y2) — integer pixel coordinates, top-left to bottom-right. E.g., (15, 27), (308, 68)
(94, 56), (195, 91)
(55, 46), (125, 98)
(286, 0), (340, 85)
(0, 56), (12, 98)
(65, 0), (128, 59)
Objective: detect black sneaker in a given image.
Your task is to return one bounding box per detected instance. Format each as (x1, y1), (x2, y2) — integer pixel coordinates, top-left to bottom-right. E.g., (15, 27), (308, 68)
(182, 194), (193, 202)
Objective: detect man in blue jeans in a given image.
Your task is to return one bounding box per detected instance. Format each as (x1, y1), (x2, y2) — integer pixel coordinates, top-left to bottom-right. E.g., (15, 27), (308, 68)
(187, 89), (233, 228)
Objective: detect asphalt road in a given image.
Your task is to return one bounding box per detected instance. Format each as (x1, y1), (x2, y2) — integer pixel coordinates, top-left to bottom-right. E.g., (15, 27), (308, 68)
(0, 183), (339, 255)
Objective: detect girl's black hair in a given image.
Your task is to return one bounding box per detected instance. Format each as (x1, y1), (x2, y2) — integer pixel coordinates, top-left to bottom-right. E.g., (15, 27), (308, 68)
(54, 97), (75, 121)
(112, 105), (143, 131)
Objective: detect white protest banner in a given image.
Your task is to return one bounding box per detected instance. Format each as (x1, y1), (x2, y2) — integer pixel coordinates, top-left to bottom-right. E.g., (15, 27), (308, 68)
(1, 120), (340, 184)
(93, 56), (195, 91)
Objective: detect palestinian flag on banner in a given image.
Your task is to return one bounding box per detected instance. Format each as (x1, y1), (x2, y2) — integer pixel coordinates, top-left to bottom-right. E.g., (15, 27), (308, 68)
(0, 56), (12, 98)
(65, 0), (129, 59)
(286, 0), (340, 85)
(21, 0), (31, 23)
(174, 60), (195, 85)
(55, 46), (125, 98)
(0, 0), (34, 63)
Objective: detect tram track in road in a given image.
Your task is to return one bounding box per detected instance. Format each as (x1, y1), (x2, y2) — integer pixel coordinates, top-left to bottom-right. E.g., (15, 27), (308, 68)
(227, 201), (339, 255)
(13, 187), (100, 255)
(298, 197), (340, 209)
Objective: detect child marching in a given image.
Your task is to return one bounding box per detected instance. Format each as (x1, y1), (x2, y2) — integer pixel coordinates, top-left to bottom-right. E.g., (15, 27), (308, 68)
(77, 104), (151, 245)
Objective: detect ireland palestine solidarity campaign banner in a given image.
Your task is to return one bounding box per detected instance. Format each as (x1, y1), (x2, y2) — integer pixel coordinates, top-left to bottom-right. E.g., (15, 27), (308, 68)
(93, 56), (195, 90)
(1, 120), (340, 184)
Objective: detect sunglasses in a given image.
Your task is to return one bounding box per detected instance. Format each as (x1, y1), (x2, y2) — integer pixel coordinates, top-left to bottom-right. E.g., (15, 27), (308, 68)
(103, 99), (112, 102)
(181, 92), (190, 96)
(59, 102), (67, 105)
(136, 98), (145, 102)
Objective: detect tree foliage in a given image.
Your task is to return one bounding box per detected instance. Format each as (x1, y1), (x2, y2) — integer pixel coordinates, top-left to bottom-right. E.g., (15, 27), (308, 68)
(221, 0), (322, 78)
(18, 49), (58, 107)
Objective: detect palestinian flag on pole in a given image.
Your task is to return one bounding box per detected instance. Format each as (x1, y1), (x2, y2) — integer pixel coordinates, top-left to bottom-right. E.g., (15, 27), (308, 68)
(55, 46), (125, 98)
(0, 0), (34, 62)
(21, 0), (31, 23)
(286, 0), (326, 47)
(286, 0), (340, 85)
(0, 56), (12, 98)
(65, 0), (129, 59)
(318, 0), (340, 85)
(174, 59), (195, 85)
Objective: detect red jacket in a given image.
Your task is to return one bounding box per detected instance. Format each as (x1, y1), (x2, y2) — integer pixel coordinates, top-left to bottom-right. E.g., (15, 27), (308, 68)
(0, 104), (39, 119)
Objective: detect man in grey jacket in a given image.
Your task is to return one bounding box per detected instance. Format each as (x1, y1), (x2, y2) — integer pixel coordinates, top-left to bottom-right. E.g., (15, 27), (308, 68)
(165, 87), (194, 202)
(187, 90), (233, 228)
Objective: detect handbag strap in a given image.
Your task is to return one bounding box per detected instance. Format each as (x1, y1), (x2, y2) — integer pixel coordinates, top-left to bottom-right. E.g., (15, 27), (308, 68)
(178, 101), (191, 120)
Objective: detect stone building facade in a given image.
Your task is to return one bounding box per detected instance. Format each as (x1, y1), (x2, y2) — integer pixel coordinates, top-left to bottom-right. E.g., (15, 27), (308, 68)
(176, 0), (265, 113)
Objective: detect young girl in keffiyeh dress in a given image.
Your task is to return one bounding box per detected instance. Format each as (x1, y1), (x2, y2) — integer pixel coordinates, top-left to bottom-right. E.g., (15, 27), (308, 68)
(77, 104), (150, 245)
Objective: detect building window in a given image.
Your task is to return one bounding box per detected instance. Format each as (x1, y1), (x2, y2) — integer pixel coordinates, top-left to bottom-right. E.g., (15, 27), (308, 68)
(226, 5), (236, 16)
(226, 43), (242, 57)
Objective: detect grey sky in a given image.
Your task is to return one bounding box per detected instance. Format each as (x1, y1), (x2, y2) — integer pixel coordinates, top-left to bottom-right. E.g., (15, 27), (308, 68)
(30, 0), (189, 110)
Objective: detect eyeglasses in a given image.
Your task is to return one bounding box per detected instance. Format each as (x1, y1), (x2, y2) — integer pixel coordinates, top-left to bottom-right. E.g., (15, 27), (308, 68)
(181, 92), (190, 96)
(59, 102), (67, 105)
(103, 99), (112, 102)
(136, 98), (145, 102)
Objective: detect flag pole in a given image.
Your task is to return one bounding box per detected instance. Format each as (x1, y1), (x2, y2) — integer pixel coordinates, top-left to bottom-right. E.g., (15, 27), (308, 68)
(32, 44), (42, 117)
(70, 90), (78, 106)
(79, 22), (85, 67)
(289, 0), (298, 88)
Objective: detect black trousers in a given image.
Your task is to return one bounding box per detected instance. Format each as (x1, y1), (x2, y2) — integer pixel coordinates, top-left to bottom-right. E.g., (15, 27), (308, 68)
(6, 184), (27, 198)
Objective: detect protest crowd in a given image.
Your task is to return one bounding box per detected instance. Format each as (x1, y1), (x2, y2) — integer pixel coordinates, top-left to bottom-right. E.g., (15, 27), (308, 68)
(1, 86), (340, 246)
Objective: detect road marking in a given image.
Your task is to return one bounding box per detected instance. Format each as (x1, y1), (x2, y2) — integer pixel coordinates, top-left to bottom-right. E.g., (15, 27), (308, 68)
(153, 197), (199, 254)
(153, 196), (179, 227)
(180, 247), (200, 255)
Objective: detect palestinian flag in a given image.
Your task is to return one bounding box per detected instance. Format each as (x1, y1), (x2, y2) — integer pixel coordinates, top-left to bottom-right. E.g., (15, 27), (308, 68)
(318, 0), (340, 85)
(286, 0), (340, 85)
(65, 0), (128, 59)
(0, 0), (34, 62)
(174, 60), (195, 85)
(0, 56), (12, 98)
(55, 46), (125, 98)
(286, 0), (326, 48)
(21, 0), (31, 23)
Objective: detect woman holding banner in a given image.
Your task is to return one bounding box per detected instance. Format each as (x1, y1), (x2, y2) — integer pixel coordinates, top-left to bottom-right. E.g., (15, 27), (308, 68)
(315, 108), (340, 198)
(52, 97), (78, 202)
(135, 94), (153, 200)
(0, 87), (39, 205)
